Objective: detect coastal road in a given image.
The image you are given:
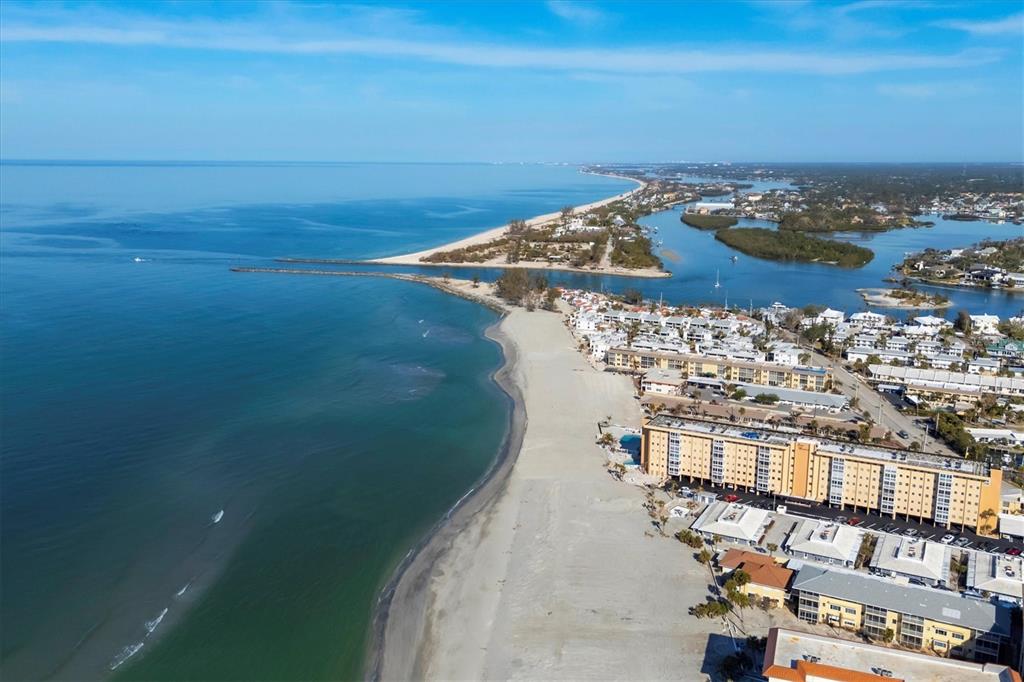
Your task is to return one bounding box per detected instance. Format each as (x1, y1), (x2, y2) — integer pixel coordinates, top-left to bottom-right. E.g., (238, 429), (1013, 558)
(806, 348), (958, 457)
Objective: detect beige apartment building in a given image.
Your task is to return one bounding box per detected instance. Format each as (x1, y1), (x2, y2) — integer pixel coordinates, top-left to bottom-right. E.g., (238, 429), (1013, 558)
(642, 415), (1003, 535)
(606, 348), (832, 392)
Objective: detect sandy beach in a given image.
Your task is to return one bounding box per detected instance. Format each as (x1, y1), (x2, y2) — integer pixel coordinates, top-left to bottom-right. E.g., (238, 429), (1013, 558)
(857, 287), (953, 309)
(374, 283), (742, 681)
(364, 177), (672, 279)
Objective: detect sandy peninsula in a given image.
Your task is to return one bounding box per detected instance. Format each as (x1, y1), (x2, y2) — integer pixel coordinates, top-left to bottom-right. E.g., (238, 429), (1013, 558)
(857, 287), (952, 309)
(363, 178), (672, 279)
(373, 282), (738, 681)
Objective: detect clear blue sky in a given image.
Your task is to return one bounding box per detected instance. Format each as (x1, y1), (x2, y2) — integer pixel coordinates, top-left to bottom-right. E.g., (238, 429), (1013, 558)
(1, 1), (1021, 162)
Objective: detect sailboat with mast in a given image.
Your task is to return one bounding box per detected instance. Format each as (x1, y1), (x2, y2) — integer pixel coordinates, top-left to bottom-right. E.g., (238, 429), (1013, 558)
(714, 269), (721, 289)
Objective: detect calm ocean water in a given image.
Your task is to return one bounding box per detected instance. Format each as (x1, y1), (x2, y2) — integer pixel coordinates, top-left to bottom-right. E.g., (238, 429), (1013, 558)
(0, 163), (634, 680)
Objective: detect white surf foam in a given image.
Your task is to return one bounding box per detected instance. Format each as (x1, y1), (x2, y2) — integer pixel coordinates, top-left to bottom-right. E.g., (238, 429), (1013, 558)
(144, 608), (168, 635)
(110, 642), (144, 670)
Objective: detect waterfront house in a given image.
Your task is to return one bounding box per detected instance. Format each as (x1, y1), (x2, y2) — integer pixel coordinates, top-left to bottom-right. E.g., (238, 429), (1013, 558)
(850, 311), (887, 330)
(717, 548), (793, 608)
(971, 314), (1002, 336)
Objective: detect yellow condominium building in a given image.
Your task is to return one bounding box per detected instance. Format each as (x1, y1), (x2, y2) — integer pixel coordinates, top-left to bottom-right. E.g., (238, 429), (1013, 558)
(605, 348), (832, 392)
(642, 415), (1003, 535)
(792, 565), (1013, 663)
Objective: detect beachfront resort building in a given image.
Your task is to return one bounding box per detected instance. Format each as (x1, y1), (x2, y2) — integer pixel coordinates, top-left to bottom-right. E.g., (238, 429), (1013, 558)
(607, 348), (832, 392)
(763, 627), (1022, 682)
(792, 565), (1014, 663)
(641, 416), (1004, 535)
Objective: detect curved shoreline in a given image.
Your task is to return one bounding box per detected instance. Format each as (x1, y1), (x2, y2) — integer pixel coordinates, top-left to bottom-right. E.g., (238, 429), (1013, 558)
(362, 174), (660, 278)
(360, 283), (528, 681)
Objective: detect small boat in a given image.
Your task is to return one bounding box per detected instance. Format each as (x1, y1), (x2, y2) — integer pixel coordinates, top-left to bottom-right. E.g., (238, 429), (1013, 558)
(133, 257), (146, 263)
(730, 255), (738, 263)
(211, 510), (224, 524)
(714, 269), (721, 289)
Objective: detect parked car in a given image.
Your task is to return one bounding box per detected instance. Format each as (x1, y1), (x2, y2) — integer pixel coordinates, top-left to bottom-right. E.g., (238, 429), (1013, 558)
(724, 494), (739, 503)
(904, 528), (919, 537)
(882, 524), (896, 533)
(835, 516), (848, 524)
(1006, 547), (1022, 556)
(897, 430), (910, 439)
(954, 537), (971, 548)
(940, 534), (955, 544)
(848, 517), (861, 526)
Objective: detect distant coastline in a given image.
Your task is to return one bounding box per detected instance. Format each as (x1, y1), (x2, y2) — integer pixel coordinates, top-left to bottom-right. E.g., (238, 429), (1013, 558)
(358, 174), (673, 279)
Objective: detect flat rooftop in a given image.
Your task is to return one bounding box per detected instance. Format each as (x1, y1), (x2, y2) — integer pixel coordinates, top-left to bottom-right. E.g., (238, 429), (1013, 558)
(691, 501), (771, 542)
(869, 535), (950, 583)
(967, 552), (1024, 601)
(764, 627), (1020, 682)
(645, 415), (991, 477)
(785, 519), (862, 564)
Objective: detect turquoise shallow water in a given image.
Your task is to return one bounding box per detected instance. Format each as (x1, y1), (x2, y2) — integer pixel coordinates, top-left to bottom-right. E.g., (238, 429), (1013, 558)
(0, 163), (633, 681)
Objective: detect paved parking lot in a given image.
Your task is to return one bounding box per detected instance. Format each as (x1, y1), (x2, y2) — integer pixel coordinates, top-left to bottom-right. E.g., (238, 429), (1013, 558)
(672, 481), (1023, 554)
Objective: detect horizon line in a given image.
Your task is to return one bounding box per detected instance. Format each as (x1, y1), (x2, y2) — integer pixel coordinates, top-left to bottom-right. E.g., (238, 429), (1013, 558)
(3, 158), (1023, 166)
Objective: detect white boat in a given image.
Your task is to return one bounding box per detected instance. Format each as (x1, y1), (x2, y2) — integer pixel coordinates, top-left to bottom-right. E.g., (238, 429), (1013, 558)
(133, 257), (146, 263)
(714, 269), (721, 289)
(211, 510), (224, 524)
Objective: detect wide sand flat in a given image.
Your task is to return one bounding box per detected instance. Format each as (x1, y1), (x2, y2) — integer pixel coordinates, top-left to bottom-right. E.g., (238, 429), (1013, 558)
(384, 307), (727, 680)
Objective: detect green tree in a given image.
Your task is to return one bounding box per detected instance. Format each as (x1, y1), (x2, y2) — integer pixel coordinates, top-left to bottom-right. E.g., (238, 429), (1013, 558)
(543, 287), (560, 311)
(626, 321), (642, 346)
(753, 393), (780, 405)
(954, 309), (972, 334)
(495, 268), (531, 305)
(622, 288), (644, 305)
